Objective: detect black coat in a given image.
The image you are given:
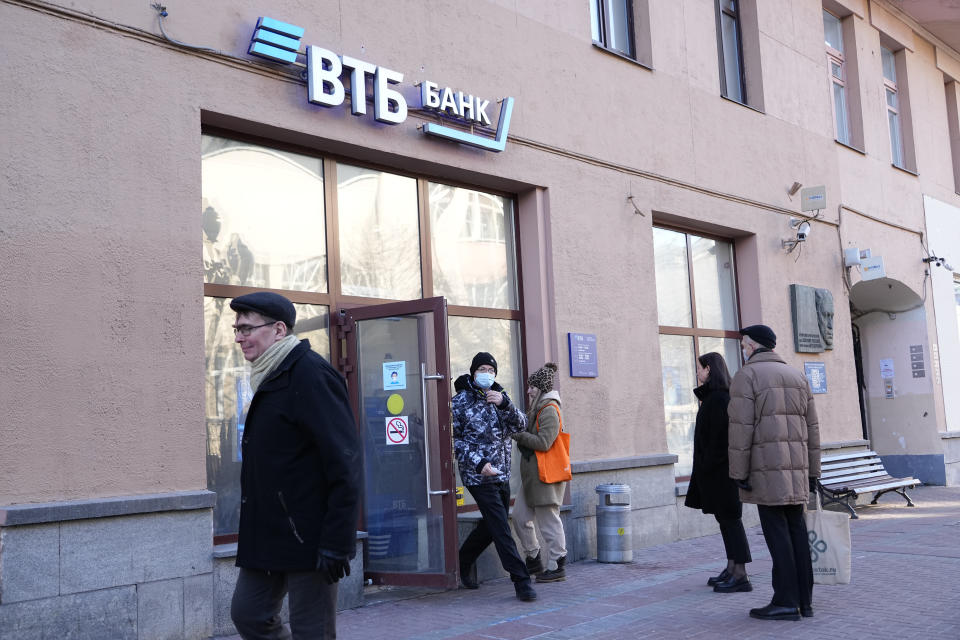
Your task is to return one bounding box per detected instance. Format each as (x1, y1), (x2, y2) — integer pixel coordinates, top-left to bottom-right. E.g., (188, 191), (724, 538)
(684, 385), (742, 518)
(236, 340), (362, 571)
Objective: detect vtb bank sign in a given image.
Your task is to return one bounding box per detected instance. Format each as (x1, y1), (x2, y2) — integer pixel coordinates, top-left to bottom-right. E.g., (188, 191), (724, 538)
(248, 16), (514, 152)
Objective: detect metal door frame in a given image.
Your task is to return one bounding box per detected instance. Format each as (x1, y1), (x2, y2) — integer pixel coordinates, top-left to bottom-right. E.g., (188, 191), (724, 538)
(340, 296), (458, 588)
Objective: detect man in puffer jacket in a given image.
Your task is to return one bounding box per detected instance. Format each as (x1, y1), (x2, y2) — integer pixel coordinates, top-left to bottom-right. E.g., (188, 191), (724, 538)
(728, 324), (821, 622)
(452, 352), (536, 601)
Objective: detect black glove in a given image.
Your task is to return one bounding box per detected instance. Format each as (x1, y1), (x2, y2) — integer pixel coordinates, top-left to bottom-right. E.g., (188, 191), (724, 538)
(517, 443), (534, 461)
(809, 477), (818, 493)
(734, 478), (752, 491)
(316, 549), (351, 584)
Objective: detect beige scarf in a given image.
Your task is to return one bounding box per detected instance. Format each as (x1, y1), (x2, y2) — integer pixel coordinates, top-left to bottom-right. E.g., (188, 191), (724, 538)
(249, 334), (299, 393)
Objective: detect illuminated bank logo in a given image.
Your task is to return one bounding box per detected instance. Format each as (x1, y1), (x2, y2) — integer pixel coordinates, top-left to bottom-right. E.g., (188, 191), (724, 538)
(420, 82), (514, 152)
(247, 17), (514, 152)
(248, 17), (304, 64)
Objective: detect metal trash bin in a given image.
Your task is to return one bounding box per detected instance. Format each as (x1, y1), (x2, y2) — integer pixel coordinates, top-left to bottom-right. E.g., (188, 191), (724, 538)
(596, 484), (632, 563)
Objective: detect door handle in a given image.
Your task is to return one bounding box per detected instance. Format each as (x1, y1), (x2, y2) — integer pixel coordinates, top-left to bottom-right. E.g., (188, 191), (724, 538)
(421, 364), (446, 508)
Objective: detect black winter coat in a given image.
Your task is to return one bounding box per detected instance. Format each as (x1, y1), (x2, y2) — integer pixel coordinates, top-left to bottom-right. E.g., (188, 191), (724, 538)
(683, 385), (742, 518)
(236, 340), (362, 571)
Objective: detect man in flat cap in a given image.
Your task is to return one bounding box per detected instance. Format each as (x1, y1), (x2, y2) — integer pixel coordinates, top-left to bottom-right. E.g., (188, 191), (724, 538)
(728, 324), (821, 622)
(452, 352), (537, 601)
(228, 291), (361, 639)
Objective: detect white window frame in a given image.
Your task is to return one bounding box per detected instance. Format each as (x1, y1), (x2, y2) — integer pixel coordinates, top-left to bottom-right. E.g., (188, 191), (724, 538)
(882, 47), (904, 168)
(590, 0), (636, 60)
(824, 11), (850, 145)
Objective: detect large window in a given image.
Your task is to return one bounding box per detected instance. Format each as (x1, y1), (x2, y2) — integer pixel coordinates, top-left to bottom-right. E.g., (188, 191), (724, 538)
(590, 0), (635, 59)
(202, 134), (522, 538)
(882, 46), (904, 169)
(653, 227), (740, 477)
(824, 10), (850, 145)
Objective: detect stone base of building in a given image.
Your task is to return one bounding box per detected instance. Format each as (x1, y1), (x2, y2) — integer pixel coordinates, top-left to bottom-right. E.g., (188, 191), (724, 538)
(0, 491), (365, 640)
(941, 432), (960, 486)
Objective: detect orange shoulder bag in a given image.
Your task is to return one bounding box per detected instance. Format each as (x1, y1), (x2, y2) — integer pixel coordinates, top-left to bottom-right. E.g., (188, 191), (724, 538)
(534, 402), (571, 483)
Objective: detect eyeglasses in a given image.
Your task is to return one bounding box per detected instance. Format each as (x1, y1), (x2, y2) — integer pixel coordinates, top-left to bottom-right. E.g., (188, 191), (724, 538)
(233, 322), (277, 337)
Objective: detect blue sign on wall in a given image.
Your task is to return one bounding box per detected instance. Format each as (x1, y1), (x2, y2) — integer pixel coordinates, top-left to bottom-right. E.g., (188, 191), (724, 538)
(568, 333), (598, 378)
(804, 362), (827, 394)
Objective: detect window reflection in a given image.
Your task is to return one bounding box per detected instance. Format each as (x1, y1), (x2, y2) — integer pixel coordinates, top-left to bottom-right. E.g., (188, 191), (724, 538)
(430, 184), (518, 309)
(653, 228), (692, 327)
(691, 237), (738, 330)
(698, 337), (741, 376)
(204, 296), (329, 536)
(201, 135), (327, 292)
(659, 334), (697, 477)
(338, 164), (422, 300)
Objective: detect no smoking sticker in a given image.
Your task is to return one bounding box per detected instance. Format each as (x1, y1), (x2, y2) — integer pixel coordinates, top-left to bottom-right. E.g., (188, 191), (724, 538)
(385, 416), (409, 445)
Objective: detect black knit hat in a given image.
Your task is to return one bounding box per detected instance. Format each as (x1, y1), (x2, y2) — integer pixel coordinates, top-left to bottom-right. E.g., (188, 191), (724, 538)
(740, 324), (776, 349)
(230, 292), (296, 329)
(470, 352), (497, 375)
(527, 363), (558, 393)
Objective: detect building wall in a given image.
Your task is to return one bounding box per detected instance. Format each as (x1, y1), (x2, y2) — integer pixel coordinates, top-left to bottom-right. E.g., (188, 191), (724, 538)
(3, 0), (960, 634)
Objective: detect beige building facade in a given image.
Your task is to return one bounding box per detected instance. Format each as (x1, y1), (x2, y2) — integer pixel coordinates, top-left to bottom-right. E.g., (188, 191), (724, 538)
(2, 0), (960, 637)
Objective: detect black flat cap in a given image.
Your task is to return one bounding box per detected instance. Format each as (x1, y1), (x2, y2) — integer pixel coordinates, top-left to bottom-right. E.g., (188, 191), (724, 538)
(230, 292), (296, 329)
(740, 324), (776, 349)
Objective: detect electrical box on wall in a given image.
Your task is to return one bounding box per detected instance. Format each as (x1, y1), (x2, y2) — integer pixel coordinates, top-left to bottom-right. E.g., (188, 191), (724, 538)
(843, 247), (861, 267)
(861, 256), (886, 281)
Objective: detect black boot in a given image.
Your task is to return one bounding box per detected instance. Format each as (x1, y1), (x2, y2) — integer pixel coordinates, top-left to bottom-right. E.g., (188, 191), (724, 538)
(525, 551), (544, 575)
(459, 561), (478, 589)
(536, 555), (566, 583)
(514, 578), (537, 601)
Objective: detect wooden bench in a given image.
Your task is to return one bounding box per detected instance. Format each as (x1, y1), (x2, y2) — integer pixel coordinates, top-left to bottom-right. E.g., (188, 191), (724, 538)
(817, 450), (920, 519)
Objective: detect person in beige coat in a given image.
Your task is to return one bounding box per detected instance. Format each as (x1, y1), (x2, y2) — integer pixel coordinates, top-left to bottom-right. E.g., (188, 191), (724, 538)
(728, 324), (821, 622)
(510, 363), (569, 583)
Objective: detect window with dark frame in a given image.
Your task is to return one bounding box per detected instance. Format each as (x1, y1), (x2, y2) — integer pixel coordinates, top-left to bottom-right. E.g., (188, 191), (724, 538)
(717, 0), (746, 103)
(201, 133), (524, 540)
(590, 0), (636, 59)
(653, 227), (741, 479)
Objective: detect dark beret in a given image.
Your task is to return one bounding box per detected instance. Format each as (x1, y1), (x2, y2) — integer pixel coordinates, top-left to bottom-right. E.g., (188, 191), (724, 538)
(740, 324), (776, 349)
(470, 352), (498, 375)
(230, 292), (296, 329)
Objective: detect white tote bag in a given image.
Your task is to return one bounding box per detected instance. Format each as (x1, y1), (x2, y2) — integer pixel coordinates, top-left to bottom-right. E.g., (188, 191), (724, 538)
(805, 493), (852, 585)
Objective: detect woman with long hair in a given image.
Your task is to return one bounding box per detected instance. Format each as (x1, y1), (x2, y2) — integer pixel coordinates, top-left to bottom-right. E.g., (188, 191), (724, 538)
(684, 352), (752, 593)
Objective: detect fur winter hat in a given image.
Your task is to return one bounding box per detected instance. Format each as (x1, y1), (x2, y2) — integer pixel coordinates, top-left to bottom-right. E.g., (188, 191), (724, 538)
(527, 362), (558, 392)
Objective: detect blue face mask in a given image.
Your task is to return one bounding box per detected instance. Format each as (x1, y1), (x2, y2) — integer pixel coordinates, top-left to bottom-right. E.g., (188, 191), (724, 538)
(474, 371), (495, 389)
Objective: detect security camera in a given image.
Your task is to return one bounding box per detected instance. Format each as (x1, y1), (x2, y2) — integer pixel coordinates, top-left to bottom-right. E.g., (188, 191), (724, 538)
(944, 261), (955, 271)
(796, 221), (811, 241)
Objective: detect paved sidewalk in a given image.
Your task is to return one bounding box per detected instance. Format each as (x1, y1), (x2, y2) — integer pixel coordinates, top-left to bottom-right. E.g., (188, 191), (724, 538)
(223, 485), (960, 639)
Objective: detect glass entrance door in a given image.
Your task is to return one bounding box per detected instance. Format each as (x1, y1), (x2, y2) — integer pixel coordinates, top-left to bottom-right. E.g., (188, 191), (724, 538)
(342, 297), (457, 588)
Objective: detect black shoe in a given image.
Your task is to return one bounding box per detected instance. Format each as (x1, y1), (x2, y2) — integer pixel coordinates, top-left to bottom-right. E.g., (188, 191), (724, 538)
(800, 605), (814, 618)
(707, 569), (731, 586)
(749, 604), (801, 621)
(537, 555), (567, 583)
(713, 575), (752, 593)
(525, 551), (544, 575)
(515, 579), (537, 601)
(459, 563), (478, 590)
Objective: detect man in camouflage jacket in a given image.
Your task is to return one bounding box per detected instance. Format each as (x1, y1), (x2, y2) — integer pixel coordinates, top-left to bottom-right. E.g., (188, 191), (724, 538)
(452, 352), (537, 601)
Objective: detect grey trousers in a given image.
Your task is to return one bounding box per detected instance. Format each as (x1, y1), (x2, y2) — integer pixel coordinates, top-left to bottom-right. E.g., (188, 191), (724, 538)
(231, 567), (338, 640)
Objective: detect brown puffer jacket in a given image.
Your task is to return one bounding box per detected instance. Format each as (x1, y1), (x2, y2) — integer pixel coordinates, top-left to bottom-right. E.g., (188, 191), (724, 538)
(728, 350), (821, 506)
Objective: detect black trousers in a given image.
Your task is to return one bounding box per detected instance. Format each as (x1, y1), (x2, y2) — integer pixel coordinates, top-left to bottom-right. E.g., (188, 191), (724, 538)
(231, 567), (338, 639)
(460, 482), (530, 583)
(757, 504), (813, 609)
(715, 515), (752, 564)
